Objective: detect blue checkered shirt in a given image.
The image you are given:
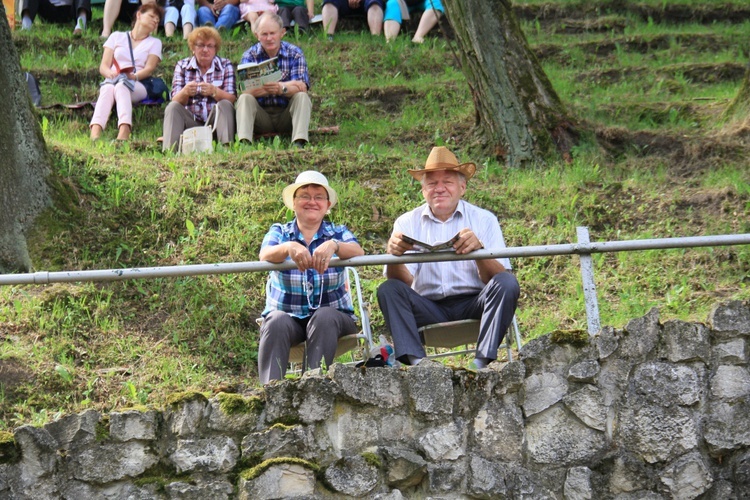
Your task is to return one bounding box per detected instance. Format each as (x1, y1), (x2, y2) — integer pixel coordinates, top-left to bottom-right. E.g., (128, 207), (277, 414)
(261, 219), (358, 320)
(240, 41), (310, 108)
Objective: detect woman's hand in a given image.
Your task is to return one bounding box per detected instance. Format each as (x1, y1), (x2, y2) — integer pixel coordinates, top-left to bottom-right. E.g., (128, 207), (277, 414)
(311, 240), (337, 274)
(287, 242), (312, 271)
(199, 83), (217, 98)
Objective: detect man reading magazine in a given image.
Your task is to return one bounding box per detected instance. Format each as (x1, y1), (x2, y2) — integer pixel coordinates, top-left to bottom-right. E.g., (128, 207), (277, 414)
(377, 146), (520, 371)
(235, 12), (312, 148)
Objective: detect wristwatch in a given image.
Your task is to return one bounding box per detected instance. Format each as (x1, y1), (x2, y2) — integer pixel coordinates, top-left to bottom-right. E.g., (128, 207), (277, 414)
(281, 85), (288, 94)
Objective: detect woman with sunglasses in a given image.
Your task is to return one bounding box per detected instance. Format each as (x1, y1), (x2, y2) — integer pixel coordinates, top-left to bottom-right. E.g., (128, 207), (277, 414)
(257, 171), (364, 384)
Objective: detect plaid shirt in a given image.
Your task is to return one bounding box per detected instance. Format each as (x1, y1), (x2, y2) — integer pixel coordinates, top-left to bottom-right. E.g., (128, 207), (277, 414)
(240, 41), (310, 108)
(261, 219), (358, 320)
(171, 56), (236, 123)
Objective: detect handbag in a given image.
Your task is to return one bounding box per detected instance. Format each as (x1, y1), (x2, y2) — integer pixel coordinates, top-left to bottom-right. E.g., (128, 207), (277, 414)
(127, 33), (169, 101)
(178, 102), (221, 154)
(140, 76), (169, 101)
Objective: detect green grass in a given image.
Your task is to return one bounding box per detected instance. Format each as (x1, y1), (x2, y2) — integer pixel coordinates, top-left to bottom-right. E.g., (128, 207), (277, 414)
(2, 1), (749, 429)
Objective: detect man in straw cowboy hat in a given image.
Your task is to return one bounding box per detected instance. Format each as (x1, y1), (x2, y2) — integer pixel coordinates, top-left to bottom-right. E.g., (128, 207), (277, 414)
(377, 146), (520, 370)
(258, 170), (364, 383)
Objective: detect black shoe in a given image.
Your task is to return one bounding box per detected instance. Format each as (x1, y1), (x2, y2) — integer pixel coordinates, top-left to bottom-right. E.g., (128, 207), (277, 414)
(293, 139), (307, 149)
(326, 34), (334, 42)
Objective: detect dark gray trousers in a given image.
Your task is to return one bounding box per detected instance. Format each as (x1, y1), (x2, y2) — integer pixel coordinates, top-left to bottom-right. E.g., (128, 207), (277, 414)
(258, 307), (358, 384)
(377, 272), (520, 364)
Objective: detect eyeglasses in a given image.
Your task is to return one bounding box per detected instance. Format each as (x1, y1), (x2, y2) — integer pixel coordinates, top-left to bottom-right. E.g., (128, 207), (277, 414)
(295, 194), (328, 203)
(195, 43), (216, 50)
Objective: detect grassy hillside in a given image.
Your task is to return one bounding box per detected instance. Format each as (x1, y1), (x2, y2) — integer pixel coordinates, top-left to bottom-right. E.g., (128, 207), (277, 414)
(2, 0), (749, 428)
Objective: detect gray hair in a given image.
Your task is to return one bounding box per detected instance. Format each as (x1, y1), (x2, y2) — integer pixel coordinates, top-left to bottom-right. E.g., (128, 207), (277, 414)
(253, 12), (284, 32)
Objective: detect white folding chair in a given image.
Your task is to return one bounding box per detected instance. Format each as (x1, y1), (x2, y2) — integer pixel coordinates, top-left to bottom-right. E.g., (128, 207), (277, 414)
(418, 315), (523, 362)
(257, 267), (374, 370)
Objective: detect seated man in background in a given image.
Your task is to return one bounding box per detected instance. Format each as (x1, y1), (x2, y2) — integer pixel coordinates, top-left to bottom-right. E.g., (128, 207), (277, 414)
(162, 27), (236, 151)
(383, 0), (443, 43)
(196, 0), (240, 30)
(377, 146), (520, 370)
(321, 0), (383, 41)
(20, 0), (91, 34)
(235, 12), (312, 148)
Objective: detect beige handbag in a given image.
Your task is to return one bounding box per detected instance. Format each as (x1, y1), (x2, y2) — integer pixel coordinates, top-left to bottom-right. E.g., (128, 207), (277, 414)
(178, 125), (213, 154)
(178, 101), (221, 154)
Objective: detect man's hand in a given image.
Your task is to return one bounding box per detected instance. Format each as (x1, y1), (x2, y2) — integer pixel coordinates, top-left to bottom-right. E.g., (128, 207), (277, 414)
(348, 0), (361, 7)
(454, 228), (485, 255)
(386, 232), (415, 256)
(212, 0), (226, 13)
(260, 81), (282, 97)
(287, 242), (312, 271)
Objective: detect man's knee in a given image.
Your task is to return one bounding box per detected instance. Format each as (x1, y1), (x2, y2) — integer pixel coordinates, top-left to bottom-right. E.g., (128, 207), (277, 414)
(490, 271), (520, 298)
(376, 278), (410, 304)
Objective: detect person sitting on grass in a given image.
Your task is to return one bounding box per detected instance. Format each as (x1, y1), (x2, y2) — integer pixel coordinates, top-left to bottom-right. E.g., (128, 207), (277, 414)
(239, 0), (277, 29)
(196, 0), (240, 30)
(235, 12), (312, 148)
(383, 0), (443, 43)
(162, 27), (237, 151)
(257, 170), (364, 384)
(163, 0), (196, 38)
(321, 0), (384, 41)
(90, 3), (163, 142)
(277, 0), (314, 32)
(20, 0), (91, 36)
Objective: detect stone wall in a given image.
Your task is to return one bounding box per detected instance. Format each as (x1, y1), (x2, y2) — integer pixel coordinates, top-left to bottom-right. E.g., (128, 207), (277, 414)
(1, 300), (749, 499)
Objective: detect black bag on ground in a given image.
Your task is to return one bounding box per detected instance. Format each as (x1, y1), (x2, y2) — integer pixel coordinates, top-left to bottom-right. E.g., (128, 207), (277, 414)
(140, 76), (169, 101)
(25, 72), (41, 107)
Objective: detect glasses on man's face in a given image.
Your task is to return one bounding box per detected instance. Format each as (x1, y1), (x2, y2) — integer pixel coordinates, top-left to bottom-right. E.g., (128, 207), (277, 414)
(295, 194), (328, 203)
(195, 43), (216, 50)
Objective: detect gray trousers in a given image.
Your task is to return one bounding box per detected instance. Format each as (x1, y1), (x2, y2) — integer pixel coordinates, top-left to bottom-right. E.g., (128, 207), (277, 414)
(377, 272), (520, 364)
(235, 92), (311, 143)
(258, 307), (358, 384)
(162, 100), (236, 152)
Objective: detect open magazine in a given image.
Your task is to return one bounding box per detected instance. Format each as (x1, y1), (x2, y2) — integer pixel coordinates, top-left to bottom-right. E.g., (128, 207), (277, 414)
(237, 58), (282, 92)
(401, 233), (460, 252)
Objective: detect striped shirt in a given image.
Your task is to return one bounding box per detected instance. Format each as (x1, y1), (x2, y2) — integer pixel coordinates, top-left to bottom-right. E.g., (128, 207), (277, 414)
(261, 219), (359, 319)
(386, 200), (511, 300)
(171, 56), (236, 123)
(240, 41), (310, 108)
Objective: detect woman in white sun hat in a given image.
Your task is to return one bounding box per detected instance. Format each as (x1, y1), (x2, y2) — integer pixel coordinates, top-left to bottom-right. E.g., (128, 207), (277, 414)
(257, 170), (364, 384)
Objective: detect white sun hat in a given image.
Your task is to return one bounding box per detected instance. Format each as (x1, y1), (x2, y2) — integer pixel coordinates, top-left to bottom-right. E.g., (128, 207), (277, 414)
(282, 170), (338, 211)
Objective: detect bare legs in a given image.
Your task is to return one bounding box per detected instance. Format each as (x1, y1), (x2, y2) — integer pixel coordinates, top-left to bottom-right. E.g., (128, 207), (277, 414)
(323, 4), (382, 37)
(384, 9), (440, 43)
(411, 8), (438, 43)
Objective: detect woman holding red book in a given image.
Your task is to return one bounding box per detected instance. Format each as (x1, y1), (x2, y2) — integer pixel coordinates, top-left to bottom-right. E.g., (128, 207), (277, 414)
(90, 3), (164, 141)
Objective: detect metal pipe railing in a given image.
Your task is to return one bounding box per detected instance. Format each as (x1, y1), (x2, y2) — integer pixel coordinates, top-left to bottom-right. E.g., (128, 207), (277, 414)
(1, 231), (748, 336)
(1, 233), (747, 286)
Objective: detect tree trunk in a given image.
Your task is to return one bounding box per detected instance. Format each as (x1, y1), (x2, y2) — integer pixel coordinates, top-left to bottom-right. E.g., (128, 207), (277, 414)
(440, 0), (577, 166)
(0, 4), (51, 273)
(722, 67), (750, 121)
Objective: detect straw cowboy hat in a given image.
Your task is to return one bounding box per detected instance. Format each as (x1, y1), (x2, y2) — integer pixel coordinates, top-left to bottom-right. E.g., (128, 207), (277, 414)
(282, 170), (338, 211)
(408, 146), (476, 181)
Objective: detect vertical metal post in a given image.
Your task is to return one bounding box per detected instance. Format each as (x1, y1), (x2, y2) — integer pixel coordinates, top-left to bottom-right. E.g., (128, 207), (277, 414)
(577, 226), (601, 335)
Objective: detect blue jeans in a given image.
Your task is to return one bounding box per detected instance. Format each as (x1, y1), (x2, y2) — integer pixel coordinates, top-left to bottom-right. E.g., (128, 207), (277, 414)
(197, 4), (239, 29)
